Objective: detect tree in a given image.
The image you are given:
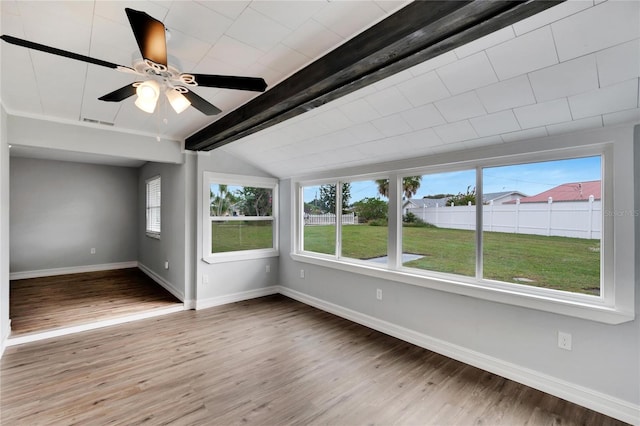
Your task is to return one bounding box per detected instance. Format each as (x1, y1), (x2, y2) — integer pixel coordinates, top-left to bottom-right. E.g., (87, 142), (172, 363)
(376, 176), (422, 199)
(319, 183), (351, 214)
(352, 197), (388, 222)
(236, 187), (272, 216)
(449, 186), (476, 206)
(210, 184), (237, 216)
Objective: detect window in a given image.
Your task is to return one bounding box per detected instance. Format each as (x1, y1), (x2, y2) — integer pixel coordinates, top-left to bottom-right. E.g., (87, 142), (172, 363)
(145, 176), (161, 239)
(293, 143), (631, 324)
(203, 172), (278, 262)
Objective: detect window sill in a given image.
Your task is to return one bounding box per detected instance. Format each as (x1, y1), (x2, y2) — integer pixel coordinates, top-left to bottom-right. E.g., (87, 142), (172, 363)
(290, 252), (634, 325)
(204, 249), (279, 264)
(146, 232), (161, 240)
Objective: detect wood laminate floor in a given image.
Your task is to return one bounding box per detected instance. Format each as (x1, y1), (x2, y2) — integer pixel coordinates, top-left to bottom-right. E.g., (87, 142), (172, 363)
(0, 295), (627, 425)
(10, 268), (182, 336)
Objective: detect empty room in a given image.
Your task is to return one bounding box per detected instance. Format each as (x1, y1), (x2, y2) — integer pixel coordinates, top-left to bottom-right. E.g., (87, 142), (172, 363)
(0, 0), (639, 424)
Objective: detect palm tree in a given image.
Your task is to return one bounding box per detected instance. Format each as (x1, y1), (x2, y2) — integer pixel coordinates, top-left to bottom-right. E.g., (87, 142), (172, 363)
(210, 184), (236, 216)
(376, 176), (422, 199)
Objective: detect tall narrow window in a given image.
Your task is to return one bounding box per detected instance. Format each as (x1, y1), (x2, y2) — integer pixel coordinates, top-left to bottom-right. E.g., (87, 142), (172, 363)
(302, 184), (336, 256)
(146, 176), (161, 239)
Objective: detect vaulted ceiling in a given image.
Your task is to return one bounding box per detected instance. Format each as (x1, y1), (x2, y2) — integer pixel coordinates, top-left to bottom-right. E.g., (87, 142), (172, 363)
(2, 1), (639, 178)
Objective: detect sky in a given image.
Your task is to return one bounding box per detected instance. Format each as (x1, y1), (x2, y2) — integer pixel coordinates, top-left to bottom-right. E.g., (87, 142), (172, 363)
(303, 155), (602, 203)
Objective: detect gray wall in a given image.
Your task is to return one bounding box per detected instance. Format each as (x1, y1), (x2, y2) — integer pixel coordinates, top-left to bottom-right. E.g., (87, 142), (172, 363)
(10, 157), (138, 272)
(1, 106), (10, 354)
(138, 156), (195, 301)
(195, 150), (278, 301)
(278, 127), (640, 408)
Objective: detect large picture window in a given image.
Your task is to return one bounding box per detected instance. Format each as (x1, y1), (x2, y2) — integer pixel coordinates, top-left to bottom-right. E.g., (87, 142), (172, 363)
(293, 144), (629, 324)
(204, 173), (278, 262)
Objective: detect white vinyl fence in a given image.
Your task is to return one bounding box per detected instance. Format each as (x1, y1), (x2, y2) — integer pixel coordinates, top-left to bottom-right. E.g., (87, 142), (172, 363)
(305, 212), (356, 225)
(407, 196), (601, 239)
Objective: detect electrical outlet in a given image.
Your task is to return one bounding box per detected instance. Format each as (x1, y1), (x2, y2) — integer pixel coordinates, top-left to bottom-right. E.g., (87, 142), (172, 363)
(90, 248), (96, 255)
(558, 331), (572, 351)
(300, 269), (305, 279)
(202, 274), (209, 285)
(376, 289), (382, 300)
(164, 261), (169, 270)
(266, 264), (271, 273)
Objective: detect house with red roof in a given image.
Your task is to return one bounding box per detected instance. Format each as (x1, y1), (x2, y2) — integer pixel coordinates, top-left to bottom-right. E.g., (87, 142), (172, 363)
(506, 181), (601, 204)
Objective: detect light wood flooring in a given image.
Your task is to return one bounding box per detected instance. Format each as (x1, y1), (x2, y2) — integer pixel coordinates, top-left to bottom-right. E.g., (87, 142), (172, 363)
(9, 268), (182, 336)
(0, 295), (628, 425)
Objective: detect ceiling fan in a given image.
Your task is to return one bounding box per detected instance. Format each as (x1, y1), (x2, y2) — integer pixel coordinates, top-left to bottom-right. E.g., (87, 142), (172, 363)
(0, 8), (268, 116)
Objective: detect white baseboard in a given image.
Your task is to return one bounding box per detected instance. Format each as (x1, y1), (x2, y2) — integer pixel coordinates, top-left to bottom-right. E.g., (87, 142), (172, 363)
(196, 286), (279, 310)
(0, 319), (11, 359)
(278, 286), (640, 426)
(138, 262), (184, 302)
(10, 261), (139, 280)
(6, 305), (184, 347)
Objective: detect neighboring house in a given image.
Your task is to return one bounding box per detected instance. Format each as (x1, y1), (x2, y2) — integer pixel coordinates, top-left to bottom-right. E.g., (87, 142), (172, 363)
(482, 191), (528, 205)
(403, 197), (450, 214)
(505, 181), (601, 203)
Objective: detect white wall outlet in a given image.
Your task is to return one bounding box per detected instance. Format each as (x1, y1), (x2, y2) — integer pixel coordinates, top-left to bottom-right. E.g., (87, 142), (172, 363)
(300, 269), (305, 279)
(558, 331), (572, 350)
(90, 248), (96, 254)
(164, 261), (169, 270)
(266, 264), (271, 273)
(202, 274), (209, 285)
(376, 289), (383, 300)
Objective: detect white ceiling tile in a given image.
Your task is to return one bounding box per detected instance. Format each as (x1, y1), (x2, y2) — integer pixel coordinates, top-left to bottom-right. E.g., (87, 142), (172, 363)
(528, 55), (599, 102)
(373, 68), (414, 91)
(476, 75), (536, 113)
(434, 92), (486, 123)
(1, 3), (25, 36)
(371, 114), (412, 137)
(282, 19), (343, 59)
(513, 0), (593, 36)
(165, 29), (212, 68)
(596, 39), (640, 88)
(89, 15), (136, 66)
(339, 99), (381, 124)
(1, 45), (42, 114)
(375, 1), (411, 13)
(313, 1), (386, 39)
(315, 109), (354, 134)
(602, 108), (640, 127)
(568, 79), (639, 119)
(433, 120), (478, 143)
(224, 7), (290, 52)
(403, 128), (443, 149)
(513, 98), (572, 129)
(165, 2), (231, 43)
(348, 122), (385, 143)
(196, 1), (250, 20)
(552, 0), (640, 62)
(546, 115), (603, 136)
(249, 1), (326, 31)
(401, 104), (446, 130)
(396, 71), (450, 107)
(364, 86), (413, 116)
(500, 126), (548, 143)
(94, 1), (169, 27)
(257, 44), (310, 74)
(486, 26), (558, 80)
(437, 52), (498, 95)
(469, 110), (521, 137)
(192, 55), (244, 77)
(207, 35), (263, 69)
(454, 26), (515, 59)
(244, 62), (285, 88)
(409, 51), (458, 77)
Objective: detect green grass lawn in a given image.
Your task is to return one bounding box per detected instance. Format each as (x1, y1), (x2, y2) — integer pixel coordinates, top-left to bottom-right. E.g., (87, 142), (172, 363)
(212, 221), (273, 253)
(304, 225), (600, 295)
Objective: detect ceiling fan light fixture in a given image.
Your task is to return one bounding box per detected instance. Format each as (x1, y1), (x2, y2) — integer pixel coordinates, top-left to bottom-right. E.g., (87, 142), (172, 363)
(135, 80), (159, 113)
(166, 88), (191, 114)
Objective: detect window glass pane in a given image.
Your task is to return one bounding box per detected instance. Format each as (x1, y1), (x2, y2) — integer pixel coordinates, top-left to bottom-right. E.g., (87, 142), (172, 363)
(210, 184), (273, 217)
(341, 180), (388, 263)
(211, 220), (273, 253)
(302, 184), (336, 255)
(146, 177), (161, 234)
(483, 156), (601, 295)
(402, 171), (476, 277)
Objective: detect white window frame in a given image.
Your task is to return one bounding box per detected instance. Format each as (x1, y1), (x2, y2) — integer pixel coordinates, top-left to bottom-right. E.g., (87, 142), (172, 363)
(292, 142), (634, 325)
(203, 172), (278, 263)
(145, 175), (161, 239)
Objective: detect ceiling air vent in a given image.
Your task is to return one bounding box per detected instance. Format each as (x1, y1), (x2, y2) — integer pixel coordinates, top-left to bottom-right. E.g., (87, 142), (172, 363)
(82, 118), (114, 126)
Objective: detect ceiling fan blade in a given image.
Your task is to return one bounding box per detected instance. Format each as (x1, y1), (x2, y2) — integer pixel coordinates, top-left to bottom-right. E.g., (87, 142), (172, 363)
(0, 34), (132, 70)
(98, 83), (140, 102)
(125, 8), (167, 67)
(189, 74), (268, 92)
(180, 88), (222, 116)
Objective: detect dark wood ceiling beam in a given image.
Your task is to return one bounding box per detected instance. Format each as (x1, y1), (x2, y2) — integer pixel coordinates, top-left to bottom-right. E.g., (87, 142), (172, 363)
(186, 0), (563, 152)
